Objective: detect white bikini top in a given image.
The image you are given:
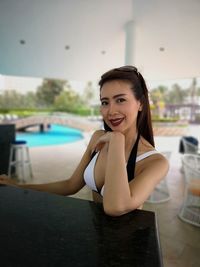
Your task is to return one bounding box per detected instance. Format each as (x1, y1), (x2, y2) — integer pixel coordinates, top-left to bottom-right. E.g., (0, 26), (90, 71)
(83, 150), (159, 196)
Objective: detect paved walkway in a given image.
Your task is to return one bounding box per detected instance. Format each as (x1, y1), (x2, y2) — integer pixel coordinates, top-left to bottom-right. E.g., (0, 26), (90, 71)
(153, 126), (188, 136)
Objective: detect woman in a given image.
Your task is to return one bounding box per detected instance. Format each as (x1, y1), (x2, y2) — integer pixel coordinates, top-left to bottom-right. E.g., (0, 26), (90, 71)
(0, 66), (169, 216)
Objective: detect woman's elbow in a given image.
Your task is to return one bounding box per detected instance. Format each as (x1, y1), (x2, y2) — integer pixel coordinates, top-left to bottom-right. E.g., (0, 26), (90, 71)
(103, 207), (122, 217)
(103, 203), (135, 217)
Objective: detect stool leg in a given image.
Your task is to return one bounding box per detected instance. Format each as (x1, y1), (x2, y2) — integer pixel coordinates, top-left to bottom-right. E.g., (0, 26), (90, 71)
(26, 146), (33, 181)
(21, 146), (25, 182)
(8, 146), (14, 177)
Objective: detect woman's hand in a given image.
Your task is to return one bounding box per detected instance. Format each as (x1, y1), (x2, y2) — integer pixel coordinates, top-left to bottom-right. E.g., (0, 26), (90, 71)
(94, 131), (124, 152)
(0, 174), (18, 186)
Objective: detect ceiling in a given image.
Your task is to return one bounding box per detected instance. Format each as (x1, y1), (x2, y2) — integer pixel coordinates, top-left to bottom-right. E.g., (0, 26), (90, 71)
(0, 0), (200, 83)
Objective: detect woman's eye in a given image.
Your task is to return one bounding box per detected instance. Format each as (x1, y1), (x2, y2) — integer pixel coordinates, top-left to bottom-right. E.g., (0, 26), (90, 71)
(101, 101), (108, 106)
(116, 98), (125, 103)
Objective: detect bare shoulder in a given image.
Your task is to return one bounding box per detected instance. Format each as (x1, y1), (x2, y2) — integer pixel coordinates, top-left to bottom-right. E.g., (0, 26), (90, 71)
(137, 151), (169, 178)
(148, 152), (169, 167)
(137, 137), (169, 175)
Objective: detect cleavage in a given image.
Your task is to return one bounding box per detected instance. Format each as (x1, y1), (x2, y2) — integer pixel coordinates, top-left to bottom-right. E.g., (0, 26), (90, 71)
(93, 149), (106, 192)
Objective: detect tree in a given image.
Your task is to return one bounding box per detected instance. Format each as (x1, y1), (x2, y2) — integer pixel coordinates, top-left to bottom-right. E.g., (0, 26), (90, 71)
(0, 90), (25, 109)
(150, 86), (168, 117)
(25, 92), (38, 108)
(54, 88), (82, 112)
(189, 78), (198, 104)
(168, 84), (185, 104)
(150, 86), (168, 104)
(197, 86), (200, 98)
(36, 79), (66, 106)
(82, 81), (95, 105)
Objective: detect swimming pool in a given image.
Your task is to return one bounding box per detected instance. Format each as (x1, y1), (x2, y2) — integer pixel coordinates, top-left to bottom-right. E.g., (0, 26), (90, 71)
(16, 124), (83, 147)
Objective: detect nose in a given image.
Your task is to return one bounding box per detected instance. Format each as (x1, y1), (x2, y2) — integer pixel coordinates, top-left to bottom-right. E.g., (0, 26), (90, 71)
(108, 102), (118, 116)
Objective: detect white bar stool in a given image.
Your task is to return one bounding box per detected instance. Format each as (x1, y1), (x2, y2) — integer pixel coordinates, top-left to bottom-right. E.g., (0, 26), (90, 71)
(8, 140), (33, 182)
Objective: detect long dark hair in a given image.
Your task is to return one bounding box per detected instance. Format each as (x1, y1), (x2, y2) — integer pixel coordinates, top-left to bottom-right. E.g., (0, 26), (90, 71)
(99, 65), (154, 147)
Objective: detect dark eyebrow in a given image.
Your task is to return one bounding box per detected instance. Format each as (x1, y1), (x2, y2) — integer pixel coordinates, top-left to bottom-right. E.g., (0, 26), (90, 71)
(100, 93), (126, 101)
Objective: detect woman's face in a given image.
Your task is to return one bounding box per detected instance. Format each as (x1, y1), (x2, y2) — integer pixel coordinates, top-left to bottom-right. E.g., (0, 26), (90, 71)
(100, 80), (142, 134)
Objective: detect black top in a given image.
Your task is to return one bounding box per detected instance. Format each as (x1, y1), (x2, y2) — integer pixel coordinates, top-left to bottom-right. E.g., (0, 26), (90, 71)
(0, 185), (163, 267)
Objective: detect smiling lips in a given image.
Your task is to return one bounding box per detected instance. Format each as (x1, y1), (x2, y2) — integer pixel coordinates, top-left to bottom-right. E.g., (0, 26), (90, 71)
(109, 118), (124, 127)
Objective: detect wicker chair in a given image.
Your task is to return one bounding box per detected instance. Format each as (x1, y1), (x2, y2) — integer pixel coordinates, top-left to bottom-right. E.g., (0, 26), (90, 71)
(146, 151), (171, 204)
(179, 136), (199, 154)
(179, 136), (199, 174)
(179, 154), (200, 227)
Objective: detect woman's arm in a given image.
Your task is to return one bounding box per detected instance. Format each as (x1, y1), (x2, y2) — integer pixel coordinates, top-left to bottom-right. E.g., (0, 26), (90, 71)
(0, 155), (88, 196)
(95, 132), (169, 216)
(0, 130), (103, 196)
(102, 132), (131, 215)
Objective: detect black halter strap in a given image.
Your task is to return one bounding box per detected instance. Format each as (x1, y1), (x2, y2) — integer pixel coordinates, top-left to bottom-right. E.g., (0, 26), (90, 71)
(126, 133), (140, 182)
(90, 150), (97, 160)
(90, 133), (140, 182)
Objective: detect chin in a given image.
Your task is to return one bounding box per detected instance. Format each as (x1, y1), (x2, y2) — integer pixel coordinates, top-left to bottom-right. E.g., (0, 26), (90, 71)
(110, 126), (125, 133)
(106, 122), (126, 133)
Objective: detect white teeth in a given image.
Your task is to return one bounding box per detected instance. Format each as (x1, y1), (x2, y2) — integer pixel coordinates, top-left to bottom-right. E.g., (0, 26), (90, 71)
(112, 118), (123, 122)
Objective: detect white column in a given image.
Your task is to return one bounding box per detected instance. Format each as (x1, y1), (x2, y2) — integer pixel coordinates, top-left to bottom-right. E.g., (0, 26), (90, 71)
(124, 20), (135, 65)
(0, 74), (5, 92)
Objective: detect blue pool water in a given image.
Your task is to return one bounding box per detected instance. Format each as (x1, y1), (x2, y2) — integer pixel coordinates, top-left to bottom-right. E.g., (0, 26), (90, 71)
(16, 124), (83, 147)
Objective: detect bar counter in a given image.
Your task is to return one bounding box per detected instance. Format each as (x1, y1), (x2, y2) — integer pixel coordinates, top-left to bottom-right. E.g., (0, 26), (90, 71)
(0, 185), (163, 266)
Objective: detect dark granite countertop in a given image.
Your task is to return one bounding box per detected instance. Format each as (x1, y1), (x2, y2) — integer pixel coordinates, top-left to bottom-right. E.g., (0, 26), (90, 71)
(0, 185), (163, 267)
